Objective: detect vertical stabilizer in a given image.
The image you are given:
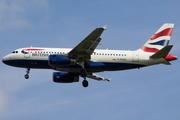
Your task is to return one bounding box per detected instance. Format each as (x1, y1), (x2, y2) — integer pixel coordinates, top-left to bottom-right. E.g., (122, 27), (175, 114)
(140, 23), (174, 53)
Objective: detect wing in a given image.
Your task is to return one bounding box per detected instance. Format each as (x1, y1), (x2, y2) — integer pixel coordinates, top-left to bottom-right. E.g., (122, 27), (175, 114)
(86, 73), (111, 82)
(68, 25), (107, 63)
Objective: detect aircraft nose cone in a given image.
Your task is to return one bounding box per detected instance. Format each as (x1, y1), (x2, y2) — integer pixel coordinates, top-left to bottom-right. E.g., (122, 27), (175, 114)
(2, 57), (6, 64)
(2, 55), (9, 65)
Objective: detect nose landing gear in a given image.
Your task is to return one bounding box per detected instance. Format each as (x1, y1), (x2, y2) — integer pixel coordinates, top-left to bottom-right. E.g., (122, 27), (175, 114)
(25, 68), (30, 79)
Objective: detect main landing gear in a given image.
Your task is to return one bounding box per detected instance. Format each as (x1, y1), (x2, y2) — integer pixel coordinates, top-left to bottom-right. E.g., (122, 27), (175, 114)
(81, 69), (89, 88)
(25, 68), (30, 79)
(82, 79), (88, 87)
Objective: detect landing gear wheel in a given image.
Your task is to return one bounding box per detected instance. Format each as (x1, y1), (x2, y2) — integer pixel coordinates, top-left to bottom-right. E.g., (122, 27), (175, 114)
(82, 80), (88, 87)
(25, 67), (30, 79)
(25, 74), (29, 79)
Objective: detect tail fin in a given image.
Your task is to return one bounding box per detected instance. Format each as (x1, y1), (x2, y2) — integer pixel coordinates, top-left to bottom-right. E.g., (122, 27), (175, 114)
(140, 23), (174, 53)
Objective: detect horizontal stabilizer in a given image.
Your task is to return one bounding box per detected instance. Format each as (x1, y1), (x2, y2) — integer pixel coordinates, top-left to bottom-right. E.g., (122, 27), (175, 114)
(150, 45), (173, 58)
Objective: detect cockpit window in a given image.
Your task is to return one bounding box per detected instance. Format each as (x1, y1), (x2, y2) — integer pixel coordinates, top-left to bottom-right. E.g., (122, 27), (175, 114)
(12, 51), (18, 53)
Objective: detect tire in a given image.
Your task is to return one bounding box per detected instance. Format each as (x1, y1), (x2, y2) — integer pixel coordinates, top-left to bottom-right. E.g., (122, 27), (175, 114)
(25, 74), (29, 79)
(82, 80), (88, 87)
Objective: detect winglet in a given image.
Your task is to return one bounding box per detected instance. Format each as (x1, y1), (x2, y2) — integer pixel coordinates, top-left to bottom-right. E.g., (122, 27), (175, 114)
(102, 25), (108, 30)
(106, 78), (112, 82)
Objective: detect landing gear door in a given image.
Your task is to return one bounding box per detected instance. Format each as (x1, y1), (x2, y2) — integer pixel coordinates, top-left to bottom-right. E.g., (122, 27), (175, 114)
(132, 51), (139, 62)
(24, 51), (30, 58)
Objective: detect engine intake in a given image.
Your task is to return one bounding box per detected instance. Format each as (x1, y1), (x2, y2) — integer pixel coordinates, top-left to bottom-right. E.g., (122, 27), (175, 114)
(53, 72), (79, 83)
(49, 55), (76, 66)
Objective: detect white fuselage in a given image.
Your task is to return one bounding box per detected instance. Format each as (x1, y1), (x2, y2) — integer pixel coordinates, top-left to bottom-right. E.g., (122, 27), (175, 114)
(2, 47), (167, 73)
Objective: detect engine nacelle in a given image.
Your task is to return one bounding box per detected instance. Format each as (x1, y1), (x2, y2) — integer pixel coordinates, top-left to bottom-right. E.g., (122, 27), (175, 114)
(49, 55), (76, 66)
(53, 72), (79, 83)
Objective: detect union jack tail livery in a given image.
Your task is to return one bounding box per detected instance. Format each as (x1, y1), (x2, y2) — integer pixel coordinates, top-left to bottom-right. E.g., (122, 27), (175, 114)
(141, 23), (174, 53)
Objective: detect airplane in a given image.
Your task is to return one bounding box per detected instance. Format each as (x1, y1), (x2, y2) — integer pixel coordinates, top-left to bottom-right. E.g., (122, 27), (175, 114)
(2, 23), (177, 87)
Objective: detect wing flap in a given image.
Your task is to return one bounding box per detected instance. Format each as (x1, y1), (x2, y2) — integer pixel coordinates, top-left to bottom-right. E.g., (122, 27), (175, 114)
(87, 73), (111, 82)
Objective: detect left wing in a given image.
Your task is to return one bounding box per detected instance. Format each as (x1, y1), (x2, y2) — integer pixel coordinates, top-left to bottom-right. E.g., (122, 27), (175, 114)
(68, 25), (107, 66)
(87, 73), (111, 82)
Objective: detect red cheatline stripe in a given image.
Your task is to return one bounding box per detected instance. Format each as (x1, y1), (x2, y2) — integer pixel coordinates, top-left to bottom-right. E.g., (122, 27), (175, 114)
(22, 49), (45, 51)
(141, 46), (159, 53)
(150, 28), (173, 40)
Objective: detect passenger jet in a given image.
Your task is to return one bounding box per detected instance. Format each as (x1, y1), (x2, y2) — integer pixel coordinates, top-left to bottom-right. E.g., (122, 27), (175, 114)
(2, 23), (177, 87)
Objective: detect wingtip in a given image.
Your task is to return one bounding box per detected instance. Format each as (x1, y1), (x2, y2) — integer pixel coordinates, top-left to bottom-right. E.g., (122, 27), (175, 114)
(107, 78), (112, 82)
(102, 25), (108, 30)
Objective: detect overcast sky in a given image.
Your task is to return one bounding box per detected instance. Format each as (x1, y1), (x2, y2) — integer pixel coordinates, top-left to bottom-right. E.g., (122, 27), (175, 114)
(0, 0), (180, 120)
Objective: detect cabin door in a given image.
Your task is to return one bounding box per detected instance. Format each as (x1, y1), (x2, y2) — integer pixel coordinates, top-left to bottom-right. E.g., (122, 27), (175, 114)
(132, 51), (139, 62)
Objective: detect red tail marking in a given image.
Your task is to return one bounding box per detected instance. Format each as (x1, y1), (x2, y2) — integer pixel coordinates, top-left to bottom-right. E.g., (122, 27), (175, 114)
(141, 46), (159, 53)
(164, 54), (177, 61)
(150, 28), (173, 40)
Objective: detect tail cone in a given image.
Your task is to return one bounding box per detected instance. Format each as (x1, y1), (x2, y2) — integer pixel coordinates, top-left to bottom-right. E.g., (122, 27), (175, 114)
(164, 54), (177, 61)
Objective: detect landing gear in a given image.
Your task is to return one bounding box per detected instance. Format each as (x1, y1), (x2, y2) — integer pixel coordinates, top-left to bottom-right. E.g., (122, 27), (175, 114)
(80, 69), (86, 77)
(82, 80), (88, 87)
(25, 67), (30, 79)
(25, 74), (29, 79)
(81, 69), (89, 87)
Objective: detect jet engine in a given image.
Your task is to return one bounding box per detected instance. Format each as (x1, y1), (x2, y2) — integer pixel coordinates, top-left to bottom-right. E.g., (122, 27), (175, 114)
(49, 55), (76, 66)
(53, 72), (79, 83)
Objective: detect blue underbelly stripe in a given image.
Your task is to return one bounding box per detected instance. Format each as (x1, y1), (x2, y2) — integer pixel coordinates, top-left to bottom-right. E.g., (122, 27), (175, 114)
(3, 60), (145, 71)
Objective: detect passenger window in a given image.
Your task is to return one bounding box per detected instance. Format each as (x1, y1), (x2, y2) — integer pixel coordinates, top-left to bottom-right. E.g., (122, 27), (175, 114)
(16, 51), (18, 53)
(12, 51), (15, 53)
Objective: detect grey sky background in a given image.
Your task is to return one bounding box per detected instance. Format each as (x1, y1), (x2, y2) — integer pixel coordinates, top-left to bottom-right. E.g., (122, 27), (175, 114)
(0, 0), (180, 120)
